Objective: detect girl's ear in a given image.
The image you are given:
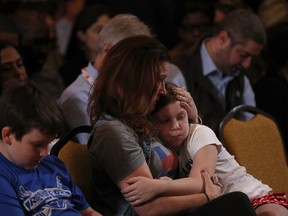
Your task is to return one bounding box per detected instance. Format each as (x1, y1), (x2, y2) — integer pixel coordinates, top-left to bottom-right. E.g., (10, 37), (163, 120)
(2, 126), (13, 145)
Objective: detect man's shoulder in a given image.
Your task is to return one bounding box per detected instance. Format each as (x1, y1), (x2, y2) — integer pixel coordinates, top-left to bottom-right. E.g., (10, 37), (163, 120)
(59, 76), (90, 103)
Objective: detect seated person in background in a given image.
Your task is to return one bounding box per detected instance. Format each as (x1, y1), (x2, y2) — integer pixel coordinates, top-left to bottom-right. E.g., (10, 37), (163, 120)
(87, 35), (257, 216)
(0, 81), (101, 216)
(58, 14), (151, 144)
(12, 1), (65, 99)
(170, 1), (214, 58)
(122, 82), (288, 216)
(0, 39), (27, 94)
(213, 1), (239, 26)
(59, 3), (111, 87)
(54, 0), (85, 56)
(172, 8), (266, 135)
(0, 13), (20, 46)
(253, 21), (288, 155)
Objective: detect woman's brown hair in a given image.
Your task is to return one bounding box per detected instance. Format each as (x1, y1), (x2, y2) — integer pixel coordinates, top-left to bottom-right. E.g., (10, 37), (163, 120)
(88, 35), (170, 138)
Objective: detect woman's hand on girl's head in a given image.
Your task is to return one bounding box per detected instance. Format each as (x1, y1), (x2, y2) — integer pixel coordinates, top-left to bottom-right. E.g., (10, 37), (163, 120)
(172, 86), (199, 123)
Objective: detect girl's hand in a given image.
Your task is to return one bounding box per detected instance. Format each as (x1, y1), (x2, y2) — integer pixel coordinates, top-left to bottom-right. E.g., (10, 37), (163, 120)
(121, 176), (160, 206)
(172, 86), (199, 123)
(201, 170), (221, 201)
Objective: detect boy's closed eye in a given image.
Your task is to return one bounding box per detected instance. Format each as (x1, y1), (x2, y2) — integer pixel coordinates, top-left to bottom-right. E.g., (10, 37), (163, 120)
(30, 140), (49, 150)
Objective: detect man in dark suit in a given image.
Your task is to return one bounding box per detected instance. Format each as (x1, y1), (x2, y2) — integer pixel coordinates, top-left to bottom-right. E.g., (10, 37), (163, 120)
(173, 9), (266, 134)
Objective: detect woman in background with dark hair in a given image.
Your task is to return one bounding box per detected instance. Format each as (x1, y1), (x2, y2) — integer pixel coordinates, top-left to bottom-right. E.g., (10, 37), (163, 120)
(0, 39), (27, 94)
(59, 3), (111, 86)
(170, 1), (214, 58)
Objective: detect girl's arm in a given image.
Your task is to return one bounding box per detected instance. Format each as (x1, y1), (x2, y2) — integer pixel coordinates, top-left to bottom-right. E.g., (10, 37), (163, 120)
(122, 169), (220, 206)
(189, 144), (218, 181)
(122, 145), (219, 205)
(118, 162), (220, 215)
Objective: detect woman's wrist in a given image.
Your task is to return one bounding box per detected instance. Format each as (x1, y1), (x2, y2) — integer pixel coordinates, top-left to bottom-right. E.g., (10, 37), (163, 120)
(157, 179), (167, 195)
(203, 192), (210, 202)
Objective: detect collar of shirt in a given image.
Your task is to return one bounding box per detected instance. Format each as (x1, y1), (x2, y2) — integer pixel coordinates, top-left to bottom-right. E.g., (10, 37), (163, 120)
(200, 40), (218, 76)
(82, 61), (99, 85)
(200, 40), (238, 101)
(200, 40), (240, 78)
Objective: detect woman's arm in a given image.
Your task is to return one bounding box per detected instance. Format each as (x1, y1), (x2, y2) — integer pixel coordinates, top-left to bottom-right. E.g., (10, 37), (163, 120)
(121, 145), (219, 205)
(118, 162), (220, 216)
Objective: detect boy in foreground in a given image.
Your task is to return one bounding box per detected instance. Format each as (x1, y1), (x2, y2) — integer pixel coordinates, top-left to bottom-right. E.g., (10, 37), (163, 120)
(0, 81), (101, 216)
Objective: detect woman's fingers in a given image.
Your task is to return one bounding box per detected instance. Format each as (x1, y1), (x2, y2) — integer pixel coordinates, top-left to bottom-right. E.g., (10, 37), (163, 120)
(172, 87), (199, 122)
(211, 174), (223, 188)
(201, 170), (221, 201)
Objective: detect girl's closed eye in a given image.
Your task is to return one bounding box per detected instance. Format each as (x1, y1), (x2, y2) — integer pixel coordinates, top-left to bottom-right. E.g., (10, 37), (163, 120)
(177, 109), (188, 119)
(158, 118), (170, 124)
(177, 114), (186, 121)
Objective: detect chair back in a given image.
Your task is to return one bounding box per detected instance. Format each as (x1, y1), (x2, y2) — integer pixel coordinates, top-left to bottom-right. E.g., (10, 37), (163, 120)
(50, 125), (94, 205)
(219, 105), (288, 194)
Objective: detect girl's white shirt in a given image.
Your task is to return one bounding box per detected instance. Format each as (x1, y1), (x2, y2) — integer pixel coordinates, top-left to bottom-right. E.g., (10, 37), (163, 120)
(178, 124), (271, 200)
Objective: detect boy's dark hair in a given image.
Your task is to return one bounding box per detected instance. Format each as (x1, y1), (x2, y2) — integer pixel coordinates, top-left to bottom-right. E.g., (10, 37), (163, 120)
(151, 82), (178, 116)
(0, 80), (64, 140)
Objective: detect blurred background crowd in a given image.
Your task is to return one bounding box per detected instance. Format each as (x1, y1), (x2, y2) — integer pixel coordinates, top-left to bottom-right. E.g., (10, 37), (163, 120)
(0, 0), (287, 152)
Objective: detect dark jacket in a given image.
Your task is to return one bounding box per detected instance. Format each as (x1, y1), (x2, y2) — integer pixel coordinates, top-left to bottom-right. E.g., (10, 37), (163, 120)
(172, 38), (245, 135)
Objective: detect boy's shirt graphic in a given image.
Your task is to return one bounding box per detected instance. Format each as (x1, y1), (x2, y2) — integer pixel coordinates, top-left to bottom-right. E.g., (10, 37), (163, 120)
(0, 153), (89, 216)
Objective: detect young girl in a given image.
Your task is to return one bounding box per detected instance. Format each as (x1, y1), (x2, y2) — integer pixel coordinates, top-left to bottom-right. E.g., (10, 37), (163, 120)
(122, 82), (288, 216)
